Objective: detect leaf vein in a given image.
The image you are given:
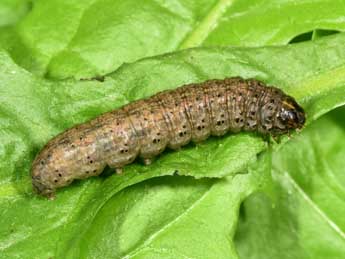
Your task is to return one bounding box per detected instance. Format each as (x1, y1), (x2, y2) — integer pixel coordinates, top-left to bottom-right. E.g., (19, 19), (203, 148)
(178, 0), (235, 49)
(284, 172), (345, 240)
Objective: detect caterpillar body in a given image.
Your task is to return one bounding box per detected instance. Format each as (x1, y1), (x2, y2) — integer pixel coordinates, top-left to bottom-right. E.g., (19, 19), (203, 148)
(31, 77), (305, 198)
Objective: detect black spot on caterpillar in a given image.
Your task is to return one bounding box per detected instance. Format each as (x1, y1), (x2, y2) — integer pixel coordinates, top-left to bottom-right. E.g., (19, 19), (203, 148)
(31, 77), (305, 198)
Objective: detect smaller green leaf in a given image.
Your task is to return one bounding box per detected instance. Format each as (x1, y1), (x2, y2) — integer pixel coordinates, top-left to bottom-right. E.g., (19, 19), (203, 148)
(235, 106), (345, 259)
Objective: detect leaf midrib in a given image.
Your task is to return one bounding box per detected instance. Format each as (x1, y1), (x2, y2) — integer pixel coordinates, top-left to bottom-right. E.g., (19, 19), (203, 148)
(178, 0), (235, 49)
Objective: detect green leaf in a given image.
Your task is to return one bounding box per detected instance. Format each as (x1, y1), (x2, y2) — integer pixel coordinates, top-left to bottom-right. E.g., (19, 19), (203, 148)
(1, 1), (345, 258)
(0, 0), (31, 27)
(203, 0), (345, 47)
(235, 106), (345, 259)
(1, 0), (345, 78)
(59, 176), (250, 259)
(1, 31), (345, 258)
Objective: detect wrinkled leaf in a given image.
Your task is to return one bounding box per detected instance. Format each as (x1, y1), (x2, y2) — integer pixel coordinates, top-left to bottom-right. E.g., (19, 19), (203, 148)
(1, 31), (345, 258)
(60, 175), (248, 259)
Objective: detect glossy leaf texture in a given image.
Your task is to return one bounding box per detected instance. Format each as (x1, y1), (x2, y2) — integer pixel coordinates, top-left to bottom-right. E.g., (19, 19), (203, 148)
(1, 29), (345, 258)
(0, 0), (344, 79)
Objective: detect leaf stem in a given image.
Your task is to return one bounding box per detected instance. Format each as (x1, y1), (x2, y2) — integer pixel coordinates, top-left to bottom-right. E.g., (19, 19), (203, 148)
(178, 0), (235, 49)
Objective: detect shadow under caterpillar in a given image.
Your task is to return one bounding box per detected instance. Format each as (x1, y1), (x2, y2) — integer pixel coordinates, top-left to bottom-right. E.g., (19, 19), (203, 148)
(31, 77), (305, 199)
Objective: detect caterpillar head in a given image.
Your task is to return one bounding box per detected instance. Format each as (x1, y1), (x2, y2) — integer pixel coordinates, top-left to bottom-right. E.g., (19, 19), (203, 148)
(273, 96), (305, 134)
(279, 97), (305, 127)
(259, 91), (305, 135)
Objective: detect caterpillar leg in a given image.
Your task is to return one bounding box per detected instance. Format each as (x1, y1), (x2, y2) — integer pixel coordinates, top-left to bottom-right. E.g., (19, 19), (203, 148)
(115, 168), (123, 175)
(287, 130), (295, 139)
(47, 192), (56, 200)
(270, 134), (281, 144)
(143, 158), (153, 165)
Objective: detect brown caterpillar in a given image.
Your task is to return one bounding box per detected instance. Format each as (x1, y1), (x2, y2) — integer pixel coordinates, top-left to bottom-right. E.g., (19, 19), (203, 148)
(31, 77), (305, 198)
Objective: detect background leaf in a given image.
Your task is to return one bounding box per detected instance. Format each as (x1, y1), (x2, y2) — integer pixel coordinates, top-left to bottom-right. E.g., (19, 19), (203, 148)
(0, 0), (345, 78)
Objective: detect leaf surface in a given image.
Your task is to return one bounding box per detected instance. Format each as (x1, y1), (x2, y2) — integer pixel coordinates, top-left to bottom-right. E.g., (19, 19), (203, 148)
(1, 32), (345, 258)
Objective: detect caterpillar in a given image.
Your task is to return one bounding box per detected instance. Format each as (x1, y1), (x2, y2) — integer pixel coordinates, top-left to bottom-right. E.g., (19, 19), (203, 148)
(31, 77), (305, 198)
